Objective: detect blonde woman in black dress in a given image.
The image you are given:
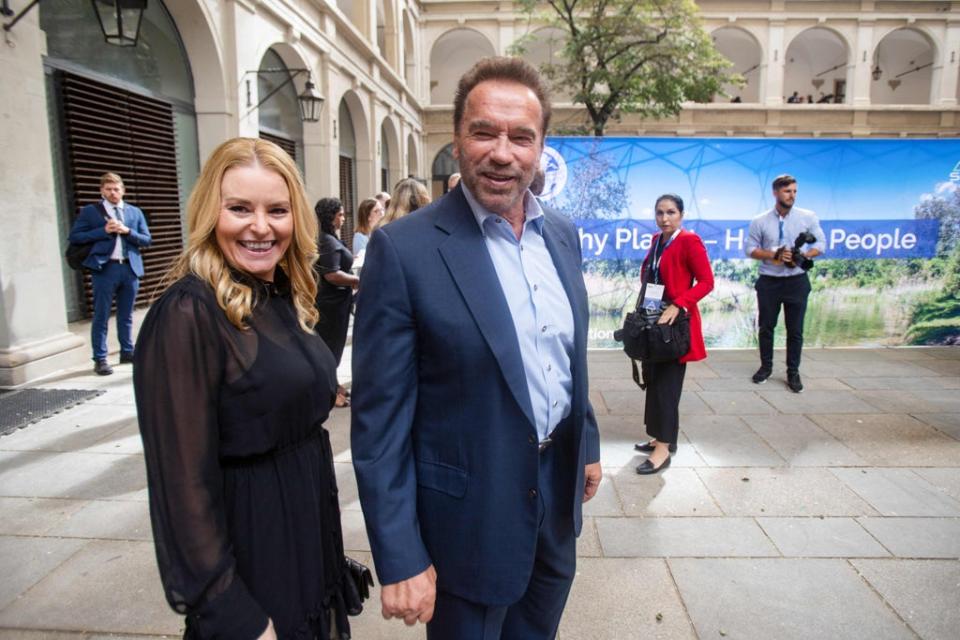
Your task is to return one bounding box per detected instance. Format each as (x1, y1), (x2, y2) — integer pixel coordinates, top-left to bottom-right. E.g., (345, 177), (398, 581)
(134, 138), (359, 639)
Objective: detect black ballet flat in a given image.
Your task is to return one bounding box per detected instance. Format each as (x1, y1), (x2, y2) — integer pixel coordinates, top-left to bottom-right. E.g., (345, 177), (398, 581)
(636, 455), (672, 475)
(634, 441), (677, 453)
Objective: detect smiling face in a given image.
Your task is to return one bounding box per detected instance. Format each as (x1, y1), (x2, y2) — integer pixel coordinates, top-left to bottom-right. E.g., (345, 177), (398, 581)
(655, 197), (684, 236)
(453, 79), (544, 220)
(215, 163), (293, 282)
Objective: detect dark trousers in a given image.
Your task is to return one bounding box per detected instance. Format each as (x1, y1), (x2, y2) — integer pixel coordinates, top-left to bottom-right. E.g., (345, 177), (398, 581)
(755, 274), (811, 374)
(642, 360), (686, 445)
(90, 261), (139, 361)
(426, 435), (576, 640)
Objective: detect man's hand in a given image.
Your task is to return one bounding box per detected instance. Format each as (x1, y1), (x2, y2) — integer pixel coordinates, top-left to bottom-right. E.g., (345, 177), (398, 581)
(105, 219), (130, 235)
(381, 564), (437, 626)
(780, 248), (793, 265)
(583, 462), (602, 502)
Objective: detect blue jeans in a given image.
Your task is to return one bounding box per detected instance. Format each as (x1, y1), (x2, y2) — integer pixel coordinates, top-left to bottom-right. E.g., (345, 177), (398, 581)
(90, 261), (139, 361)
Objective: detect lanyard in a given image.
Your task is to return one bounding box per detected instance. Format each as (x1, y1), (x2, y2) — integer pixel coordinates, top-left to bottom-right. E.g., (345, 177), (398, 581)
(650, 229), (680, 284)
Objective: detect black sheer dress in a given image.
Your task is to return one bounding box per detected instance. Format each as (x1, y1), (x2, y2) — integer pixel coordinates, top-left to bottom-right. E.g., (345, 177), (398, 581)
(133, 270), (354, 639)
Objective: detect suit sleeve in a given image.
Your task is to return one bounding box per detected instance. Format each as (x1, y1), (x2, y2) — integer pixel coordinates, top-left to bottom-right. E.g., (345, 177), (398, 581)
(68, 207), (110, 244)
(125, 208), (152, 247)
(351, 228), (433, 586)
(672, 236), (714, 311)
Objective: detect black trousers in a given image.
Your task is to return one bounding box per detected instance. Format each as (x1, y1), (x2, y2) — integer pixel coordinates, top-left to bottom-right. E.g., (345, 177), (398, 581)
(755, 273), (811, 374)
(642, 360), (687, 446)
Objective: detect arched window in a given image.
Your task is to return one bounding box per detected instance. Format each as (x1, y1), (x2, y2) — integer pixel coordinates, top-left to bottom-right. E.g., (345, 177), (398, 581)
(784, 28), (851, 104)
(430, 29), (496, 104)
(711, 27), (762, 103)
(871, 29), (936, 105)
(258, 49), (304, 171)
(431, 143), (458, 197)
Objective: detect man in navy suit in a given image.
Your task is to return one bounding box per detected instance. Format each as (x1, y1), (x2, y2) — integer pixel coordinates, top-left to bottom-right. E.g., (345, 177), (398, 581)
(352, 57), (602, 639)
(68, 172), (151, 375)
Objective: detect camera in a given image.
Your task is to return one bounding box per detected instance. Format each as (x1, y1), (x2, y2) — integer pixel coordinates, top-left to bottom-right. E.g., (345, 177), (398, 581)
(786, 232), (816, 271)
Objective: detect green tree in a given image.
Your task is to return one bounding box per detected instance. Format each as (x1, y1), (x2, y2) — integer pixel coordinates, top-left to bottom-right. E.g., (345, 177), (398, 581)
(512, 0), (737, 136)
(914, 184), (960, 256)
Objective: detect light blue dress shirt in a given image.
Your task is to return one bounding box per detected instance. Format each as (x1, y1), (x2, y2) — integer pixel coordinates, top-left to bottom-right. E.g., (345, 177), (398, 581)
(745, 206), (826, 277)
(462, 184), (575, 441)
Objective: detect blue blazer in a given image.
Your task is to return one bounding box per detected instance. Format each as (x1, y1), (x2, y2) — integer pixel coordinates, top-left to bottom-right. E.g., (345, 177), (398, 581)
(351, 186), (600, 605)
(68, 202), (152, 277)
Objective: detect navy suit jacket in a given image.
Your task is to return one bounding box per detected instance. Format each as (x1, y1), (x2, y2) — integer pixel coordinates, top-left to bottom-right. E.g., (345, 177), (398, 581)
(351, 186), (600, 606)
(68, 202), (152, 277)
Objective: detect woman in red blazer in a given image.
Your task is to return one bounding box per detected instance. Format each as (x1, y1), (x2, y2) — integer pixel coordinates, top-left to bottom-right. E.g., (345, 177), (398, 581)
(634, 194), (715, 475)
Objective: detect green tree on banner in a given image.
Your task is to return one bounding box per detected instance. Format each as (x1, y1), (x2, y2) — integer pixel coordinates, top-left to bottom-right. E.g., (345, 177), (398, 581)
(511, 0), (737, 136)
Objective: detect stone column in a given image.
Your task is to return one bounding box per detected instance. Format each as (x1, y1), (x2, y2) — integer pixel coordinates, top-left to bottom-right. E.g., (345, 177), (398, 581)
(0, 15), (85, 386)
(852, 20), (875, 107)
(764, 20), (786, 106)
(937, 19), (960, 107)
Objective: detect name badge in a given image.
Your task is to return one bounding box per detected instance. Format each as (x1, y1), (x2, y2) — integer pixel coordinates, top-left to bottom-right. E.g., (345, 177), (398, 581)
(643, 284), (665, 313)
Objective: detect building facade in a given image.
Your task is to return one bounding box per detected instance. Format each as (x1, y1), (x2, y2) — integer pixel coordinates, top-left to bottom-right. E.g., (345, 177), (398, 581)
(0, 0), (957, 385)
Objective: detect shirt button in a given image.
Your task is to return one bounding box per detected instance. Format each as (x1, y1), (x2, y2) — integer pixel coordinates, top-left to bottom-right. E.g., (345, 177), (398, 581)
(528, 434), (536, 444)
(546, 364), (552, 372)
(541, 325), (547, 333)
(533, 284), (538, 291)
(553, 400), (558, 407)
(528, 488), (538, 499)
(495, 218), (502, 224)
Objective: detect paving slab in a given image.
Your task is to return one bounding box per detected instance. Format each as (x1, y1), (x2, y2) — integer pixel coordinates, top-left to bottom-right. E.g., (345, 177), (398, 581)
(839, 376), (958, 390)
(0, 498), (88, 537)
(0, 405), (136, 454)
(741, 414), (866, 466)
(341, 509), (370, 553)
(576, 517), (602, 558)
(910, 467), (960, 503)
(758, 389), (880, 414)
(612, 468), (722, 517)
(832, 468), (960, 517)
(809, 413), (960, 467)
(601, 389), (713, 417)
(0, 451), (147, 501)
(831, 360), (943, 378)
(913, 413), (960, 440)
(582, 474), (623, 517)
(558, 558), (695, 640)
(595, 517), (778, 557)
(695, 390), (778, 415)
(756, 517), (890, 557)
(668, 558), (916, 640)
(0, 536), (87, 611)
(0, 540), (183, 635)
(82, 424), (145, 456)
(45, 499), (152, 541)
(856, 517), (960, 558)
(679, 415), (785, 467)
(915, 358), (960, 376)
(594, 415), (704, 470)
(854, 389), (960, 414)
(334, 461), (361, 512)
(697, 467), (877, 517)
(851, 559), (960, 640)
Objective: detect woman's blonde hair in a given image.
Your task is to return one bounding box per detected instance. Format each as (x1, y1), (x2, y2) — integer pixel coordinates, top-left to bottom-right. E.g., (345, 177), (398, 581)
(379, 178), (431, 227)
(164, 137), (319, 332)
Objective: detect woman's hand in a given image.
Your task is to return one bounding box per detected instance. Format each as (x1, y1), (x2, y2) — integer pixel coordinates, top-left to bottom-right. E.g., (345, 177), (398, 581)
(258, 619), (277, 640)
(657, 304), (680, 325)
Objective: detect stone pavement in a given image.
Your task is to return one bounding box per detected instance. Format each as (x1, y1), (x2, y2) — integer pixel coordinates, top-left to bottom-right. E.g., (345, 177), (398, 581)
(1, 347), (958, 639)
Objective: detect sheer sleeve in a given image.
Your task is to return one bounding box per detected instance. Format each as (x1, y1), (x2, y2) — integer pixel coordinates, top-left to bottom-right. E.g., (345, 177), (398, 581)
(133, 280), (269, 639)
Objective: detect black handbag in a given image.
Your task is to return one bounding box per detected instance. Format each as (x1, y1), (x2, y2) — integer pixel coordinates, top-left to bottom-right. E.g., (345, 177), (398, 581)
(65, 205), (111, 271)
(342, 555), (374, 616)
(614, 259), (690, 368)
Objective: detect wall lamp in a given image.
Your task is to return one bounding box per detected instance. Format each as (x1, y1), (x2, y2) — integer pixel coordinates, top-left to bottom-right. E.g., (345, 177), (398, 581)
(244, 68), (324, 123)
(3, 0), (147, 47)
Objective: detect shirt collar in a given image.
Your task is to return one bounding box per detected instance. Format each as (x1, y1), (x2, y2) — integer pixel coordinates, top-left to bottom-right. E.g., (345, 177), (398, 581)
(462, 182), (544, 237)
(103, 199), (125, 211)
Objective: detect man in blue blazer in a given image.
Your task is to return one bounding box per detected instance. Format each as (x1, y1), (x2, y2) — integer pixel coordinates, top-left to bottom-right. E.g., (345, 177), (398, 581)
(68, 172), (151, 375)
(352, 58), (602, 639)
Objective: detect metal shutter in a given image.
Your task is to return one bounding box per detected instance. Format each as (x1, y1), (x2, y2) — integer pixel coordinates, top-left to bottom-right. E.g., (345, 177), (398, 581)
(60, 71), (183, 315)
(259, 130), (297, 164)
(338, 155), (355, 250)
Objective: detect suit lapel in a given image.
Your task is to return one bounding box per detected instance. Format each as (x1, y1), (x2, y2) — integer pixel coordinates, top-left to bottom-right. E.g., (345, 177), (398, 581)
(436, 192), (537, 429)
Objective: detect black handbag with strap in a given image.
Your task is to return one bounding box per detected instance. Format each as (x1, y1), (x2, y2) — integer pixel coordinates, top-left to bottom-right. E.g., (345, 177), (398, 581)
(65, 204), (112, 271)
(614, 252), (691, 387)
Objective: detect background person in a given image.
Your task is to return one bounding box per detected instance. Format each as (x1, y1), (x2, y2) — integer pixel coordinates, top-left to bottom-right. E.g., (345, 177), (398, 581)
(351, 197), (384, 258)
(446, 172), (461, 191)
(746, 174), (825, 393)
(633, 194), (714, 474)
(133, 138), (357, 639)
(314, 197), (359, 408)
(375, 191), (391, 211)
(67, 172), (151, 375)
(352, 56), (601, 639)
(378, 177), (431, 227)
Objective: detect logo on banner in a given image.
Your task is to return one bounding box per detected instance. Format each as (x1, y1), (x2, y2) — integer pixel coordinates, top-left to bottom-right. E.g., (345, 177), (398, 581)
(950, 160), (960, 182)
(539, 146), (567, 200)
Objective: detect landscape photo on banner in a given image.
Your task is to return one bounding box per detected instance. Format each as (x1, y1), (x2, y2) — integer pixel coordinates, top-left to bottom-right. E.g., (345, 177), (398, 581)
(538, 137), (960, 349)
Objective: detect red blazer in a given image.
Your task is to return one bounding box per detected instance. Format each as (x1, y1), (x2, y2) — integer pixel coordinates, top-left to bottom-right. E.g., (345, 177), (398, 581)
(641, 229), (715, 363)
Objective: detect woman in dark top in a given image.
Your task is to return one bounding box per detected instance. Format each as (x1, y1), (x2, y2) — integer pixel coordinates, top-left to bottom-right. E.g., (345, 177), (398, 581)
(634, 194), (714, 475)
(134, 138), (358, 639)
(314, 197), (359, 407)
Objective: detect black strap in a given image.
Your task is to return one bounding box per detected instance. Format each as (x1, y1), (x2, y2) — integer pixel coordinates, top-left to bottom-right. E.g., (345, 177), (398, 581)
(633, 244), (656, 313)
